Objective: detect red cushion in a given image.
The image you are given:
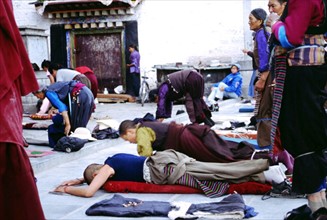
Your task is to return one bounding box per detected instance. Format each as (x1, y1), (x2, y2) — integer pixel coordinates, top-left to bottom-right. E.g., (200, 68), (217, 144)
(227, 182), (272, 194)
(102, 181), (272, 195)
(102, 181), (202, 194)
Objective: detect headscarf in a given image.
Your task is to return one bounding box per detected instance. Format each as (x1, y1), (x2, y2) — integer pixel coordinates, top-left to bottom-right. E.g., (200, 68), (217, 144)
(251, 8), (267, 22)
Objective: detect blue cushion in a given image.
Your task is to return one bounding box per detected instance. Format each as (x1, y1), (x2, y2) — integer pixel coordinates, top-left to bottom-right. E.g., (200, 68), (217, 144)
(239, 106), (254, 112)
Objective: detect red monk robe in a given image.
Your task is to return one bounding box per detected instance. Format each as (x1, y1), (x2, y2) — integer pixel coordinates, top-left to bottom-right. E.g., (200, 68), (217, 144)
(0, 0), (45, 219)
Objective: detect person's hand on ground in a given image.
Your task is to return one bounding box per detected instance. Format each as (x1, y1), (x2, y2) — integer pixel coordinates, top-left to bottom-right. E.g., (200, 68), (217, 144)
(54, 185), (67, 193)
(59, 178), (84, 187)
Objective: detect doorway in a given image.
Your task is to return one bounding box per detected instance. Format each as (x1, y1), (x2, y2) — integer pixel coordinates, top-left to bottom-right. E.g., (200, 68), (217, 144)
(72, 30), (125, 93)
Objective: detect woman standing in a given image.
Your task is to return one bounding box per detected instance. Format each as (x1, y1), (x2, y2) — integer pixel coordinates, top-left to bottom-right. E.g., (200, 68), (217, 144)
(271, 0), (327, 215)
(248, 8), (272, 148)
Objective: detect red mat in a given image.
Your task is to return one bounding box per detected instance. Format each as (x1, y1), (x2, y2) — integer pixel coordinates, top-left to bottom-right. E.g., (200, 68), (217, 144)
(102, 181), (271, 195)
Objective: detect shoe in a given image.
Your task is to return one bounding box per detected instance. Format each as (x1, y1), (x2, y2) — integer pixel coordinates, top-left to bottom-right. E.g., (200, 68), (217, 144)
(176, 110), (185, 115)
(311, 207), (327, 220)
(213, 103), (219, 112)
(242, 99), (251, 104)
(284, 204), (312, 220)
(208, 104), (219, 112)
(262, 179), (306, 200)
(214, 97), (219, 102)
(248, 116), (257, 127)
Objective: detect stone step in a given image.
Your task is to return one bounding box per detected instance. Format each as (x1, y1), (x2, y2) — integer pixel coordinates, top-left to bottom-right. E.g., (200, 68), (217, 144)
(29, 138), (125, 174)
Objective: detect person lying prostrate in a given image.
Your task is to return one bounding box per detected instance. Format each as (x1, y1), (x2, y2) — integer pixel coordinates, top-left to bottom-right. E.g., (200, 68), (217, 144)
(118, 120), (294, 174)
(53, 150), (286, 198)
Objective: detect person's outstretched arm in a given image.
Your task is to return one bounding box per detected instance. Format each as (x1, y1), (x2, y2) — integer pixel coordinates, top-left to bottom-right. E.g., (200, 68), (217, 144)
(54, 165), (114, 197)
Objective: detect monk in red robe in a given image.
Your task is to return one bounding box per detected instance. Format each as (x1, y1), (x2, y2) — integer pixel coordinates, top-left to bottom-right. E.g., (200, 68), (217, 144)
(0, 1), (45, 219)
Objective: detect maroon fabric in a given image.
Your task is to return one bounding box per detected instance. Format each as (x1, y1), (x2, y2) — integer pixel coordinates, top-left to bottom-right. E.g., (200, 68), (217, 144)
(0, 0), (38, 145)
(227, 182), (271, 195)
(103, 181), (202, 194)
(0, 1), (45, 219)
(102, 181), (271, 196)
(0, 0), (38, 100)
(165, 122), (255, 163)
(0, 143), (45, 220)
(166, 70), (210, 123)
(75, 66), (98, 98)
(184, 71), (211, 122)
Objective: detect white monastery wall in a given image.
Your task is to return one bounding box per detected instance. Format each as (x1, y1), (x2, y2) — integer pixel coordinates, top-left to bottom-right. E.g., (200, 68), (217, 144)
(13, 0), (267, 70)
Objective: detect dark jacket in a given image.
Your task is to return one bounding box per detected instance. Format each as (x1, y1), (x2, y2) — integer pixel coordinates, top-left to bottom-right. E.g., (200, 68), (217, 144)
(167, 69), (197, 98)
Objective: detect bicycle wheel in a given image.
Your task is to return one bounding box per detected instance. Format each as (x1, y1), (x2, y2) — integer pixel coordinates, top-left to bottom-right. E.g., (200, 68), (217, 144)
(139, 82), (149, 107)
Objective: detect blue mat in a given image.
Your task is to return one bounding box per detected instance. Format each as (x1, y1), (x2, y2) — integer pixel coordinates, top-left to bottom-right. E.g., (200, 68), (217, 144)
(239, 106), (254, 113)
(222, 136), (272, 150)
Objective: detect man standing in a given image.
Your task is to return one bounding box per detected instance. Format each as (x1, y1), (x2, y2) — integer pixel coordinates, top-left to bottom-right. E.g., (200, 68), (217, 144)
(0, 0), (45, 219)
(127, 44), (141, 98)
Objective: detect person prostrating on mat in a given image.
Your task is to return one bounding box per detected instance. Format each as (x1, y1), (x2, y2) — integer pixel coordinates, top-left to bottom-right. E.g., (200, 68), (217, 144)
(54, 150), (286, 198)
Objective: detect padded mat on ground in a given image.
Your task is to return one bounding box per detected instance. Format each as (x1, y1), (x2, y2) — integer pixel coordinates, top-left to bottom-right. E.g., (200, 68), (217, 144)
(239, 106), (254, 112)
(25, 149), (54, 157)
(23, 122), (49, 130)
(215, 130), (257, 140)
(23, 129), (49, 145)
(221, 136), (271, 151)
(103, 181), (271, 195)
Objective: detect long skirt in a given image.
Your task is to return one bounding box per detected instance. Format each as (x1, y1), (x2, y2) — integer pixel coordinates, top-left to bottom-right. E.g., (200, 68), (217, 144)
(70, 86), (94, 131)
(256, 72), (274, 147)
(0, 143), (45, 220)
(278, 64), (327, 194)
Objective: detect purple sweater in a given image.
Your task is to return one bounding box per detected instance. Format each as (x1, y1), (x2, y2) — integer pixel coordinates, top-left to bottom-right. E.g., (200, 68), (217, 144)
(253, 28), (270, 73)
(129, 50), (140, 73)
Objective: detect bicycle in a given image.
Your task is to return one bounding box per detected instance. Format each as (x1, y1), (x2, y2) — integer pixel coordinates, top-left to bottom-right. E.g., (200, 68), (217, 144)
(139, 73), (150, 107)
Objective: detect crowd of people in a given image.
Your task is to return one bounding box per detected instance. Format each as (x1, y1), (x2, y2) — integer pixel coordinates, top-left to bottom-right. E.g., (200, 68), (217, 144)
(2, 0), (326, 219)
